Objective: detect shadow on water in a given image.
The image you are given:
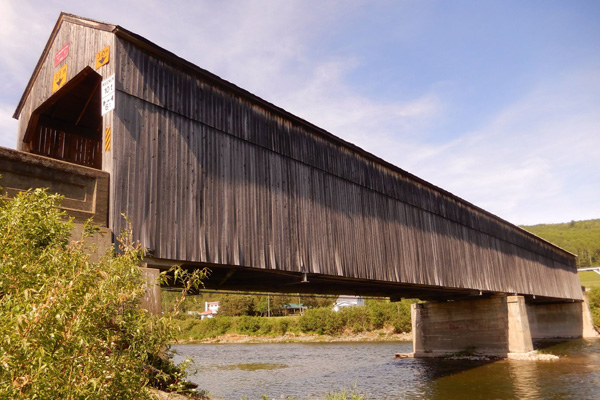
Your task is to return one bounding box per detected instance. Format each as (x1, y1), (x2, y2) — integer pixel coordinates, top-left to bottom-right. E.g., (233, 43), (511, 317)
(394, 357), (510, 400)
(401, 339), (600, 400)
(411, 358), (497, 381)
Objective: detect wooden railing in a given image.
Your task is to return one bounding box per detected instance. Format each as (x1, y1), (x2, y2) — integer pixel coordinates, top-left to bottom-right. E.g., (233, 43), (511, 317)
(30, 124), (101, 169)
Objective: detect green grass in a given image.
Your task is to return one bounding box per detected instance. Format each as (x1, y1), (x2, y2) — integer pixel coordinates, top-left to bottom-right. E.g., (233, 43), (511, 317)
(580, 271), (600, 289)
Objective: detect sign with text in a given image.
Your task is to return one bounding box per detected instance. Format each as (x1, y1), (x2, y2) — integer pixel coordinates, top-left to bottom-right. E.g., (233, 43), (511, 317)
(96, 45), (110, 69)
(101, 74), (116, 115)
(54, 42), (70, 67)
(52, 64), (68, 93)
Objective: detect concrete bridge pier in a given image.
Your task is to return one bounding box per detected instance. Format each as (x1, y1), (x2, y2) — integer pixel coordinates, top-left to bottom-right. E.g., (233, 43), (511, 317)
(526, 290), (599, 340)
(411, 295), (533, 358)
(411, 292), (598, 358)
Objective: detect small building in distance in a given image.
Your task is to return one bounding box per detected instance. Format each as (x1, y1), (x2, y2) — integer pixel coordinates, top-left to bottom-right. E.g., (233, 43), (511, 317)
(333, 295), (365, 312)
(199, 301), (220, 320)
(283, 303), (307, 315)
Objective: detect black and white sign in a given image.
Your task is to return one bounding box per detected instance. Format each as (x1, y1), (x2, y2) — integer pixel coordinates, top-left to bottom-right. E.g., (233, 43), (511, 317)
(101, 74), (116, 116)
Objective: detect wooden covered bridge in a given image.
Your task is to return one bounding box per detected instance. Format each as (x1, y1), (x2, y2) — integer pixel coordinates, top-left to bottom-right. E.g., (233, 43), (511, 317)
(3, 13), (595, 356)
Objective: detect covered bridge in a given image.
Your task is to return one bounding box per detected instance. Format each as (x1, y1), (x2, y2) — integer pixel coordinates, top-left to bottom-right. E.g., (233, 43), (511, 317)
(10, 13), (582, 306)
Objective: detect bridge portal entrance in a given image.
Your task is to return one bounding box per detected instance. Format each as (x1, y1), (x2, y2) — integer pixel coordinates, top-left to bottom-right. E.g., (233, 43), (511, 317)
(22, 67), (103, 170)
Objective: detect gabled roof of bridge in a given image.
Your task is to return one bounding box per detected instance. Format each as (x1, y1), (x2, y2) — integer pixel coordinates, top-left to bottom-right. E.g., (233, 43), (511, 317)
(13, 12), (575, 259)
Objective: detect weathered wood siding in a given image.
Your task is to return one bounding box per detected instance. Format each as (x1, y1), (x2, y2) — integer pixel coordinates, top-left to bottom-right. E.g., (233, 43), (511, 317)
(15, 18), (115, 173)
(111, 37), (581, 301)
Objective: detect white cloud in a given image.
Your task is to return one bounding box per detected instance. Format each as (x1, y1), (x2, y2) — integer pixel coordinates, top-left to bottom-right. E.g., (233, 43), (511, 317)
(400, 70), (600, 225)
(272, 58), (444, 161)
(0, 1), (56, 94)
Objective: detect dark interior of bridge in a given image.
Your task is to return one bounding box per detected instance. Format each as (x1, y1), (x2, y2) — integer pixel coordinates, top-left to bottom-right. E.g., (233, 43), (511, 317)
(22, 67), (103, 169)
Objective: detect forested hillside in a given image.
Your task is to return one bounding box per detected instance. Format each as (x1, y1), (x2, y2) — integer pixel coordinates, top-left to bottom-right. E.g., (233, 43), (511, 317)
(521, 219), (600, 268)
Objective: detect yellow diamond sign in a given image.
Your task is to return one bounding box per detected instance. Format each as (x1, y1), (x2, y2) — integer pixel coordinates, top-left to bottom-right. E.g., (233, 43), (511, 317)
(52, 64), (68, 93)
(96, 45), (110, 69)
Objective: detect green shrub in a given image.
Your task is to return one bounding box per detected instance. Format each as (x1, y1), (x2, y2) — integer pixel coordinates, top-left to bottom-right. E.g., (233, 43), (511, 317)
(273, 317), (298, 335)
(299, 307), (343, 335)
(186, 318), (218, 339)
(236, 316), (261, 334)
(366, 299), (415, 333)
(0, 188), (201, 399)
(257, 318), (276, 335)
(340, 306), (371, 333)
(214, 316), (233, 335)
(366, 300), (394, 329)
(181, 316), (201, 332)
(390, 301), (413, 333)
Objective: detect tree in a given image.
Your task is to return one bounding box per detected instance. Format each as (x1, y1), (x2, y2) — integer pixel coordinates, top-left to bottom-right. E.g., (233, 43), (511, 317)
(0, 187), (202, 399)
(301, 294), (335, 309)
(218, 294), (257, 316)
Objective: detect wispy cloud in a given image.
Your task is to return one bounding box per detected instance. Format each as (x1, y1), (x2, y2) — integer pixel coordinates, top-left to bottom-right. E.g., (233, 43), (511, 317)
(401, 69), (600, 225)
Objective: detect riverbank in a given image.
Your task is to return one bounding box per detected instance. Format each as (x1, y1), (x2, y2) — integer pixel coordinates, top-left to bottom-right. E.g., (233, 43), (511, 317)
(174, 330), (412, 344)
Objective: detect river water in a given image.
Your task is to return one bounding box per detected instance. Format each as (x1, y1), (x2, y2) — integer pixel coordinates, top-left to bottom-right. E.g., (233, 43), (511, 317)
(172, 339), (600, 399)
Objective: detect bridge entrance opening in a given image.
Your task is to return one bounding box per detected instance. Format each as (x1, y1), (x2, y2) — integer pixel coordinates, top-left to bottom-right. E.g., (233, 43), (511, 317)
(22, 67), (103, 169)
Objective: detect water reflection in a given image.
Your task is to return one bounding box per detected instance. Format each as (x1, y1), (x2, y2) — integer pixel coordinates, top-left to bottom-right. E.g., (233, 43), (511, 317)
(172, 339), (600, 400)
(509, 361), (542, 400)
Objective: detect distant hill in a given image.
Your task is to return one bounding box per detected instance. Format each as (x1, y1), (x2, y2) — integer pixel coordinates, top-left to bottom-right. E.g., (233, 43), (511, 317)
(520, 219), (600, 269)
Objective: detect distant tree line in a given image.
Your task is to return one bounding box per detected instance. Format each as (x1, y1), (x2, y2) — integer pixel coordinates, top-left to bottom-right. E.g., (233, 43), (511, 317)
(521, 219), (600, 268)
(162, 290), (334, 316)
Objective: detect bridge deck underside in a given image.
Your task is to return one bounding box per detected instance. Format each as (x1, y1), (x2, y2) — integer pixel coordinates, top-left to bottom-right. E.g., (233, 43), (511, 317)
(154, 260), (575, 304)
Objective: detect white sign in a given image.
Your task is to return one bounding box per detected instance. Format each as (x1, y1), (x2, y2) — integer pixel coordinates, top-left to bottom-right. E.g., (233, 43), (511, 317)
(101, 74), (116, 115)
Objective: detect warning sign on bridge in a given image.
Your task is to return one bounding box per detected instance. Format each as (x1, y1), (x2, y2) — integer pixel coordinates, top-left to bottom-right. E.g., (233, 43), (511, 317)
(52, 64), (68, 93)
(54, 42), (69, 67)
(101, 74), (115, 115)
(96, 45), (110, 69)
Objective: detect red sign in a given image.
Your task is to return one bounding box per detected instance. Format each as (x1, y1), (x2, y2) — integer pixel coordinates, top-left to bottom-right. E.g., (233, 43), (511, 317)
(54, 42), (70, 67)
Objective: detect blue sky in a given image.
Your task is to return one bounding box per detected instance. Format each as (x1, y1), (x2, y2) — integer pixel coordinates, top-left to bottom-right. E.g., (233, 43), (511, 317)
(1, 0), (599, 225)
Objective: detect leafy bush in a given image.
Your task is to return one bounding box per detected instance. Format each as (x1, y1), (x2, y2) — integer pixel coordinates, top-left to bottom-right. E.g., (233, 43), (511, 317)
(299, 308), (344, 335)
(262, 318), (275, 334)
(0, 188), (201, 399)
(340, 306), (371, 333)
(366, 300), (394, 329)
(390, 301), (413, 333)
(273, 317), (299, 335)
(236, 316), (261, 334)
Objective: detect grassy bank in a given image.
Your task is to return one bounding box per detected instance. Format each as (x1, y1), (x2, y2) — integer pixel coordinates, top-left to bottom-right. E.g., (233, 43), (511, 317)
(581, 271), (600, 289)
(587, 287), (600, 328)
(171, 300), (415, 342)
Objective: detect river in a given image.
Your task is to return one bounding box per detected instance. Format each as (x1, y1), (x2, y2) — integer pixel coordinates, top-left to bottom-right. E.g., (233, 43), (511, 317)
(172, 339), (600, 399)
